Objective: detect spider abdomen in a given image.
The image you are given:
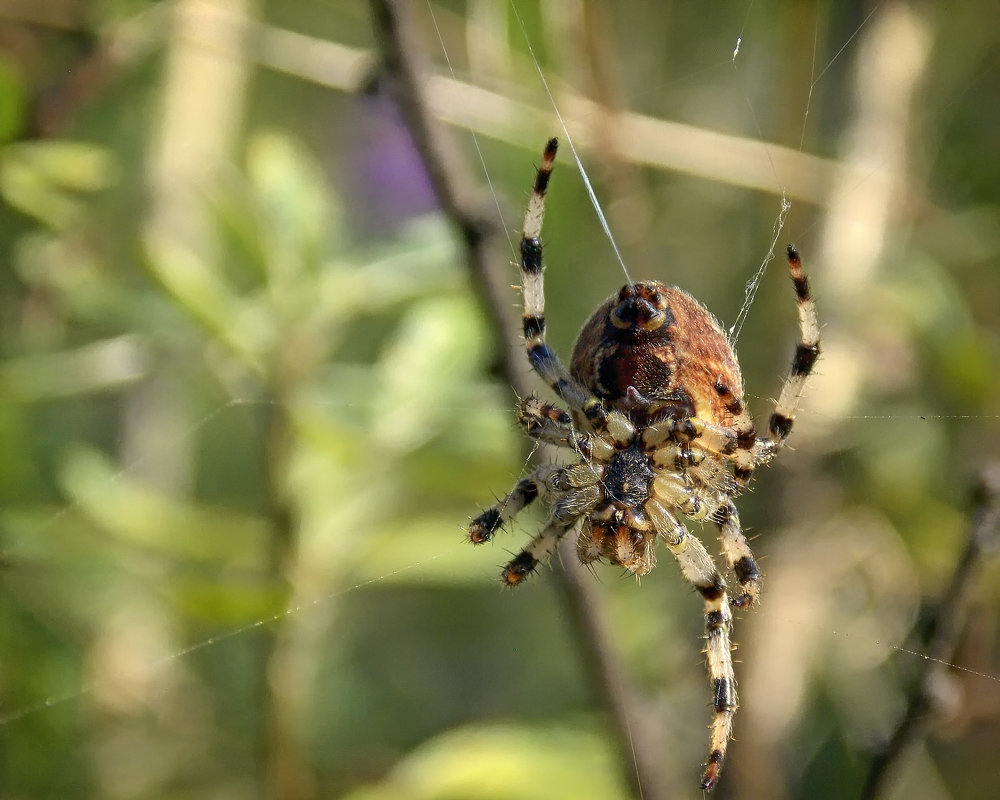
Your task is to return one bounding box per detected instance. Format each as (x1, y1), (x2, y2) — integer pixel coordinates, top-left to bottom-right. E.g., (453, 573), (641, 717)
(570, 282), (747, 429)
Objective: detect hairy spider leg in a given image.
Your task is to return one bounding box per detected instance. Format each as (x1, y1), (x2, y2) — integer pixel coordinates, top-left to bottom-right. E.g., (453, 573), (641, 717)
(764, 245), (821, 453)
(518, 396), (591, 454)
(642, 416), (739, 457)
(646, 500), (737, 791)
(712, 499), (761, 608)
(468, 466), (555, 543)
(502, 465), (604, 585)
(502, 517), (587, 587)
(517, 395), (616, 461)
(641, 419), (762, 604)
(519, 138), (633, 447)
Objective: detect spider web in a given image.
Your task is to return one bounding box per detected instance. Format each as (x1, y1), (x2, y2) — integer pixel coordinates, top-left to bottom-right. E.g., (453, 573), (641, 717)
(3, 3), (999, 799)
(0, 0), (978, 730)
(453, 5), (999, 799)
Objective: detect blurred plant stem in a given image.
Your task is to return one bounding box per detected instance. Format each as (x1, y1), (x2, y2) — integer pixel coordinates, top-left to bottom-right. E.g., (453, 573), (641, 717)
(861, 463), (1000, 800)
(365, 0), (522, 386)
(367, 1), (669, 797)
(147, 2), (314, 798)
(260, 394), (315, 800)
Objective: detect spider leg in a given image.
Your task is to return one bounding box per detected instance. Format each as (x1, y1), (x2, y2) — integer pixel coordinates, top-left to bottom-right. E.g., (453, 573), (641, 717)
(642, 416), (735, 454)
(519, 139), (634, 447)
(650, 473), (710, 521)
(763, 245), (821, 455)
(711, 498), (762, 608)
(647, 445), (762, 606)
(468, 464), (561, 544)
(501, 519), (579, 586)
(666, 246), (820, 488)
(643, 415), (759, 494)
(646, 499), (737, 792)
(518, 395), (612, 460)
(503, 478), (602, 585)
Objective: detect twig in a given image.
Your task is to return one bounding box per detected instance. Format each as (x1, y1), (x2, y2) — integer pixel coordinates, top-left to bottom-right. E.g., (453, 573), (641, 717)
(861, 463), (1000, 800)
(366, 0), (523, 393)
(367, 2), (665, 797)
(252, 22), (847, 206)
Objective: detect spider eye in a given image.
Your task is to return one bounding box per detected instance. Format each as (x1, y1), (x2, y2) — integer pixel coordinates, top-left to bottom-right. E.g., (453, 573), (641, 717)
(610, 306), (631, 329)
(610, 290), (667, 331)
(617, 285), (636, 303)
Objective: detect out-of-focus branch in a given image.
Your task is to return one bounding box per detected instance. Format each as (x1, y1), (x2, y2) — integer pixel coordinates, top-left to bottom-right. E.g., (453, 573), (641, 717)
(861, 463), (1000, 800)
(366, 2), (666, 798)
(58, 6), (936, 210)
(367, 0), (523, 393)
(255, 21), (847, 207)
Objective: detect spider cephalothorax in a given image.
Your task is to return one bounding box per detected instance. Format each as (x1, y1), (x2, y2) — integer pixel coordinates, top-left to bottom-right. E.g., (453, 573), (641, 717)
(468, 139), (819, 791)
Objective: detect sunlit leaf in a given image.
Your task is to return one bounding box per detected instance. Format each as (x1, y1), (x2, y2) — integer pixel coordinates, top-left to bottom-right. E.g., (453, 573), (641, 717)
(0, 141), (116, 230)
(342, 721), (628, 800)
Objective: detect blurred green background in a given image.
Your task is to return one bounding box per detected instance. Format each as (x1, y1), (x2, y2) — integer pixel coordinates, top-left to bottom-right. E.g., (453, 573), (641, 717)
(2, 1), (999, 798)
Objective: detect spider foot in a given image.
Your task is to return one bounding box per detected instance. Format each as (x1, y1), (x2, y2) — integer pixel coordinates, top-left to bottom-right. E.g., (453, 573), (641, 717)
(501, 551), (537, 587)
(468, 508), (501, 544)
(700, 751), (724, 791)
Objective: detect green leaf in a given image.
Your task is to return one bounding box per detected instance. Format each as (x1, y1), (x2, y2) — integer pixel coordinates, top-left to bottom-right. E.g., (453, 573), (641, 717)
(0, 140), (116, 229)
(343, 721), (628, 800)
(0, 56), (27, 144)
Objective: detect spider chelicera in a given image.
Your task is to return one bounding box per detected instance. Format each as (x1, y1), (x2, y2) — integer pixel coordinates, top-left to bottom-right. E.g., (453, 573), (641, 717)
(468, 138), (819, 790)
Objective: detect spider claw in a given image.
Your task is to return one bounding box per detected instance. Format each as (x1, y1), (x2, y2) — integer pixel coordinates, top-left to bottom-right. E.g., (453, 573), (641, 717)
(501, 551), (537, 587)
(469, 506), (504, 543)
(700, 750), (724, 792)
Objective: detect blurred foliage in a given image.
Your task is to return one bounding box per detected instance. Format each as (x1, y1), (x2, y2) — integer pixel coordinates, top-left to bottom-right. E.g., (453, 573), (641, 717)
(1, 2), (999, 800)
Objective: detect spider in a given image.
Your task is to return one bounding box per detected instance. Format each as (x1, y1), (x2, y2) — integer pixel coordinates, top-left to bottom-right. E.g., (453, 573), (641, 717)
(468, 138), (820, 791)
